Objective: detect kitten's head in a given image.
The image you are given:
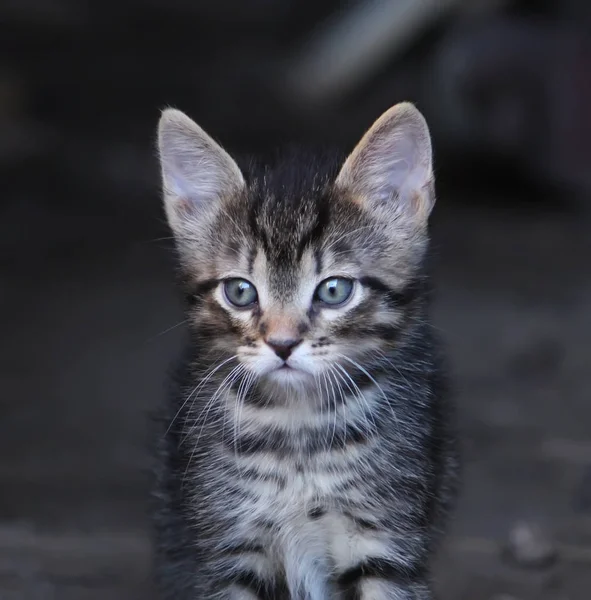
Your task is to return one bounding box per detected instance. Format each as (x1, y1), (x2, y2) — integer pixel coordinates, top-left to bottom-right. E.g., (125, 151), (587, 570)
(157, 103), (435, 394)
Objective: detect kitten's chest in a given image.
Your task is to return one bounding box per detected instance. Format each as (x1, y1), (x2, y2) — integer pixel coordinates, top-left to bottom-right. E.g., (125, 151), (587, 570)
(227, 450), (387, 575)
(231, 448), (366, 522)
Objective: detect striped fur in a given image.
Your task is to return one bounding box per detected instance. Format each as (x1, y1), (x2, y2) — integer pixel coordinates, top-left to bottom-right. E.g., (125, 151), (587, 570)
(152, 104), (459, 600)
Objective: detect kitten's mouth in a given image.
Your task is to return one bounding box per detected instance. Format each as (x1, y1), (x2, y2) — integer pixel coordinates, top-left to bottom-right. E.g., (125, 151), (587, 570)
(268, 362), (310, 380)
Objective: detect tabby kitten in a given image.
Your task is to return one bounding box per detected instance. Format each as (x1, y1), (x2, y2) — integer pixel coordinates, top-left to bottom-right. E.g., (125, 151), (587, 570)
(153, 102), (459, 600)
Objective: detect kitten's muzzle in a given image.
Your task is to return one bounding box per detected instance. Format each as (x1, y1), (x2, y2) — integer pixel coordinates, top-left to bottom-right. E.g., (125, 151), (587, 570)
(266, 338), (302, 361)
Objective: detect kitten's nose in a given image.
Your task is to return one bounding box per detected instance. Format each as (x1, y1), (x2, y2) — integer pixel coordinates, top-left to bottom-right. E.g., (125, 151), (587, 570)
(266, 338), (302, 361)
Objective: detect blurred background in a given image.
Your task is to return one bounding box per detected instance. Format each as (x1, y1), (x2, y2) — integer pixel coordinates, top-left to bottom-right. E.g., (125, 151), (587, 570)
(1, 0), (591, 598)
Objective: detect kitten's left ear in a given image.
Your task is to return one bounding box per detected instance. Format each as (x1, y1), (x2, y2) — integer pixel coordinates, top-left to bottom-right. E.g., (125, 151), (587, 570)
(336, 102), (434, 225)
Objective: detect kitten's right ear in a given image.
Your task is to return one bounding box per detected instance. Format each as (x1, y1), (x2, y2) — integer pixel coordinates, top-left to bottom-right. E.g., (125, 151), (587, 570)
(157, 108), (244, 233)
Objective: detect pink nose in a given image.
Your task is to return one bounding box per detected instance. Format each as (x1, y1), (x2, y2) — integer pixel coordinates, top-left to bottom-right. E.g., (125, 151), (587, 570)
(266, 338), (302, 361)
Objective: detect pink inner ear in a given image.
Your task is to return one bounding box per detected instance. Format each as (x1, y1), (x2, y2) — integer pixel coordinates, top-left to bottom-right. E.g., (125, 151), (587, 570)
(166, 161), (193, 200)
(336, 105), (434, 218)
(158, 108), (245, 215)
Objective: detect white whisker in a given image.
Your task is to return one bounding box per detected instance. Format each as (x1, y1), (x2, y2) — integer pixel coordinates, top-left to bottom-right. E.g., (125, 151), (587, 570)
(146, 319), (189, 343)
(182, 363), (246, 487)
(336, 353), (400, 434)
(165, 354), (238, 437)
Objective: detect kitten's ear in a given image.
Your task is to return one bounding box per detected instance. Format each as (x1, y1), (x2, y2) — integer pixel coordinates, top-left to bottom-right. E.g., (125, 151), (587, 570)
(157, 108), (244, 231)
(336, 102), (434, 225)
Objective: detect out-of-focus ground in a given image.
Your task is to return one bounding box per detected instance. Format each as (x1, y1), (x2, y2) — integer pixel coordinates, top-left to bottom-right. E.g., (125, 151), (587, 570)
(2, 191), (591, 600)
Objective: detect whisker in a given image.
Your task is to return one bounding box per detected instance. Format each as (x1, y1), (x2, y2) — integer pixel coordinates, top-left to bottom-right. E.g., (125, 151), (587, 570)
(325, 367), (340, 451)
(314, 372), (328, 448)
(320, 369), (336, 451)
(333, 362), (378, 435)
(371, 348), (418, 395)
(189, 364), (245, 443)
(336, 353), (399, 434)
(146, 319), (189, 343)
(233, 369), (255, 459)
(165, 354), (238, 437)
(321, 224), (380, 254)
(217, 207), (250, 243)
(182, 364), (246, 486)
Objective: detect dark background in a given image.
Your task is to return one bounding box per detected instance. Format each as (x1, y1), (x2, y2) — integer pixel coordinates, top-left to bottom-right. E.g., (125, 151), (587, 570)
(2, 1), (591, 598)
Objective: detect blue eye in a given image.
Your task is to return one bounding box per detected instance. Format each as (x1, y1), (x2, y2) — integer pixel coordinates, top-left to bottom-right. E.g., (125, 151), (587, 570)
(223, 278), (258, 308)
(315, 278), (354, 306)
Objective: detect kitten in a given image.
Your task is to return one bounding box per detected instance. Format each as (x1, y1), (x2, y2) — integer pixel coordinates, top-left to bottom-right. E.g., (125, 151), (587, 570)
(152, 103), (459, 600)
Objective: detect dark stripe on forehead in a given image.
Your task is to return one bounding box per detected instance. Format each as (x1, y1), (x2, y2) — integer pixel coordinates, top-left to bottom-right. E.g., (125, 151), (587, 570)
(295, 197), (331, 261)
(314, 247), (323, 275)
(247, 245), (257, 275)
(248, 203), (273, 257)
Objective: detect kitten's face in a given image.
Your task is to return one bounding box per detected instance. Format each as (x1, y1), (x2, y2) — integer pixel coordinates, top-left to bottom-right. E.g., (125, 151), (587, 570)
(190, 197), (407, 390)
(158, 103), (435, 394)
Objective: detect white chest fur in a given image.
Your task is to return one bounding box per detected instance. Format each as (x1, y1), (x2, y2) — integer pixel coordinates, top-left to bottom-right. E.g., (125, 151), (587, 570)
(218, 394), (391, 599)
(228, 449), (390, 594)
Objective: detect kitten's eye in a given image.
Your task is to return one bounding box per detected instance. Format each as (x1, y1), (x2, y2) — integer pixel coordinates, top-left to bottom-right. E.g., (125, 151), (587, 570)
(223, 278), (258, 308)
(315, 277), (354, 307)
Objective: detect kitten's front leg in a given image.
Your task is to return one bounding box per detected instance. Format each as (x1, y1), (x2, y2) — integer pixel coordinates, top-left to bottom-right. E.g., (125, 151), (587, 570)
(226, 586), (265, 600)
(338, 559), (432, 600)
(183, 546), (283, 600)
(356, 578), (431, 600)
(191, 571), (282, 600)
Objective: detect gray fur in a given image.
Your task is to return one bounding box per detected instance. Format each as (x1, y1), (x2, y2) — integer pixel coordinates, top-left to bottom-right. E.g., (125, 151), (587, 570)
(152, 103), (459, 600)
